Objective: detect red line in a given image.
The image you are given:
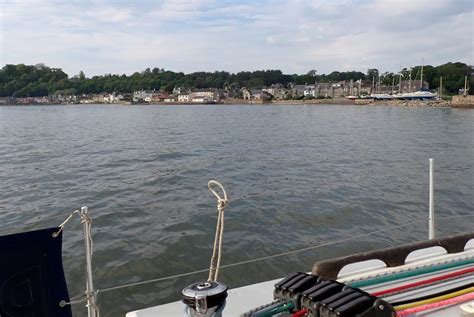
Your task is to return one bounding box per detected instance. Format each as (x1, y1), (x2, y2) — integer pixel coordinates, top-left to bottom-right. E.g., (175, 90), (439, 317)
(371, 267), (474, 297)
(291, 308), (307, 317)
(396, 292), (474, 316)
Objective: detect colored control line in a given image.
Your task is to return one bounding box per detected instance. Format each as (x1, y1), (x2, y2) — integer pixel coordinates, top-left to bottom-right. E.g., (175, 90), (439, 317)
(252, 301), (295, 317)
(350, 258), (474, 288)
(371, 266), (474, 297)
(390, 282), (473, 306)
(396, 291), (474, 316)
(394, 286), (474, 310)
(291, 308), (307, 317)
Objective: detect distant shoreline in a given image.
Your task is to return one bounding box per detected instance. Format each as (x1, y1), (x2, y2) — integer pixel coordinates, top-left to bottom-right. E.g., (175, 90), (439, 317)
(1, 97), (473, 108)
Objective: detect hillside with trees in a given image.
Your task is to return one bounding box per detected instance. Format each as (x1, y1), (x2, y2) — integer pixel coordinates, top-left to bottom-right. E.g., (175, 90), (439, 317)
(0, 62), (471, 98)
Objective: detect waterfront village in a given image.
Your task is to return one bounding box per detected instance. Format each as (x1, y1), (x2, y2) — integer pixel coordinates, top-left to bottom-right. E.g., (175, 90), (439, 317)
(1, 78), (472, 107)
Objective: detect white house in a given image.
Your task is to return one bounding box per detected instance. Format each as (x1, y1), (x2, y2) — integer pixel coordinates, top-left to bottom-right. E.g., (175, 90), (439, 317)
(189, 89), (218, 102)
(133, 90), (154, 103)
(178, 94), (189, 102)
(303, 85), (316, 98)
(192, 96), (212, 103)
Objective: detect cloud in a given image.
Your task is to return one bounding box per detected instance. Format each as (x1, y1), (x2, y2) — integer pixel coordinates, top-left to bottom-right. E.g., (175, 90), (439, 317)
(149, 0), (212, 20)
(86, 7), (134, 23)
(0, 0), (472, 76)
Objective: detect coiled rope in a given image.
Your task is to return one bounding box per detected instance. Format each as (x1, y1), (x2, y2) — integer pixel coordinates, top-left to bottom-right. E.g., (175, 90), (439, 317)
(207, 180), (229, 282)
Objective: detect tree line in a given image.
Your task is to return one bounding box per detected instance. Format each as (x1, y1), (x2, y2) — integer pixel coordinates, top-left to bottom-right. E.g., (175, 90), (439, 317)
(0, 62), (471, 98)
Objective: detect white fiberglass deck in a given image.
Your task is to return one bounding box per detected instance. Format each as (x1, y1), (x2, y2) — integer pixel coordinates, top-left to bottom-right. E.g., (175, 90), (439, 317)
(127, 243), (474, 316)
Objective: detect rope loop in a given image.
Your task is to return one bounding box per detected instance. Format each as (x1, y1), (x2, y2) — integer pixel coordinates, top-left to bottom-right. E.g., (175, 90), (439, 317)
(208, 180), (229, 210)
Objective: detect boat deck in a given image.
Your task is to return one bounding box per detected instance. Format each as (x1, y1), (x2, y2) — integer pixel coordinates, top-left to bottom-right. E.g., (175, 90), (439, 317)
(127, 241), (474, 316)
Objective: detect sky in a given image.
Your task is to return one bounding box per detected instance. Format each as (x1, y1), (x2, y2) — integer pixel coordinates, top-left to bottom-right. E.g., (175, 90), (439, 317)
(0, 0), (473, 77)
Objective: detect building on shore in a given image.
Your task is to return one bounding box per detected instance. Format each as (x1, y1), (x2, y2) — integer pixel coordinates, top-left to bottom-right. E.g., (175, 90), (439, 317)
(303, 85), (316, 98)
(291, 84), (306, 98)
(189, 89), (219, 102)
(191, 96), (212, 103)
(173, 87), (191, 95)
(178, 94), (190, 102)
(242, 88), (272, 101)
(133, 90), (155, 103)
(262, 84), (289, 100)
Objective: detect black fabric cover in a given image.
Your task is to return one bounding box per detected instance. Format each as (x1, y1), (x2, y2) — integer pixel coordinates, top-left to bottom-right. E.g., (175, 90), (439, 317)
(0, 227), (72, 317)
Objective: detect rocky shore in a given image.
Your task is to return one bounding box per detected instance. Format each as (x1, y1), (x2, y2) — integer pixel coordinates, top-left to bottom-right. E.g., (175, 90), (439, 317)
(224, 98), (458, 108)
(371, 100), (451, 107)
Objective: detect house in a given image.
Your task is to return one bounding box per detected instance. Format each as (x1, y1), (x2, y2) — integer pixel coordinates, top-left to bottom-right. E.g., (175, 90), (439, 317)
(103, 93), (124, 103)
(291, 84), (306, 97)
(303, 85), (316, 98)
(173, 87), (191, 95)
(251, 89), (262, 100)
(217, 89), (228, 101)
(313, 81), (350, 98)
(313, 83), (331, 98)
(242, 88), (259, 100)
(178, 94), (190, 102)
(164, 96), (176, 102)
(242, 88), (272, 100)
(331, 82), (345, 97)
(151, 93), (173, 102)
(262, 84), (289, 100)
(191, 96), (212, 103)
(189, 89), (218, 102)
(133, 90), (154, 103)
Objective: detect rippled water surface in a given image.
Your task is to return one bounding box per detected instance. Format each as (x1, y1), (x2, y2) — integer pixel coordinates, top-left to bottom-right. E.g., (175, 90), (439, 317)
(0, 104), (472, 316)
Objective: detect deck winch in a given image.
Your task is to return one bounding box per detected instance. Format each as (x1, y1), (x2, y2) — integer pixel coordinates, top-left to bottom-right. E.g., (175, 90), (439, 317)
(181, 281), (228, 317)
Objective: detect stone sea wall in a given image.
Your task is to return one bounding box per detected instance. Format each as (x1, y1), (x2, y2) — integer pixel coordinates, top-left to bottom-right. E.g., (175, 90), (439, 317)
(451, 95), (474, 108)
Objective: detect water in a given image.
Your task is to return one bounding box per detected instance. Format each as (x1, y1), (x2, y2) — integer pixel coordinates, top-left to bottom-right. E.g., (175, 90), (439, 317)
(0, 104), (472, 316)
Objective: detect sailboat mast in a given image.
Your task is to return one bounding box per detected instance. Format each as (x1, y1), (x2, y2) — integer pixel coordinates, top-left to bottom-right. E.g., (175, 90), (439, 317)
(409, 70), (412, 93)
(399, 73), (402, 93)
(439, 76), (443, 98)
(464, 76), (468, 96)
(421, 58), (424, 91)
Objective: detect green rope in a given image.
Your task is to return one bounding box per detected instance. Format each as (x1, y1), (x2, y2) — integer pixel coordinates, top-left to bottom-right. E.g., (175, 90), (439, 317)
(252, 301), (295, 317)
(350, 258), (474, 288)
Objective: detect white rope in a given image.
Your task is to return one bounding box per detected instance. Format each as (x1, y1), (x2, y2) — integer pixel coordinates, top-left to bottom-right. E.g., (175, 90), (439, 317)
(207, 180), (229, 282)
